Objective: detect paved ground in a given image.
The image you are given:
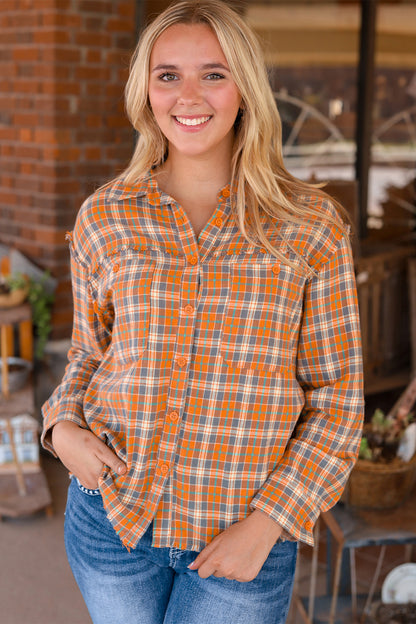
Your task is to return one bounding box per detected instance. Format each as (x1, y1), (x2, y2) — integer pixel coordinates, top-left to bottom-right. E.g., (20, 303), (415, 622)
(1, 344), (91, 624)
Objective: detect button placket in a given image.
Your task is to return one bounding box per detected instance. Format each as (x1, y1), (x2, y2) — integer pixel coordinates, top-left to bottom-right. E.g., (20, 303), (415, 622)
(155, 255), (199, 496)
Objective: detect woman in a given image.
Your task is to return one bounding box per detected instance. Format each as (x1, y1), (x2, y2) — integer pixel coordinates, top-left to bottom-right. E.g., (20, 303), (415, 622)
(42, 1), (364, 623)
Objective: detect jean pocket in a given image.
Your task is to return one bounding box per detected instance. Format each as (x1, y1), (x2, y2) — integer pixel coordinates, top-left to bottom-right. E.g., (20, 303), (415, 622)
(76, 478), (101, 496)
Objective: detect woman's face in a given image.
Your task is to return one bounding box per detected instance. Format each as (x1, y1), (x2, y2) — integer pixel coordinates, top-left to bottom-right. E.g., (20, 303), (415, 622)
(148, 23), (242, 164)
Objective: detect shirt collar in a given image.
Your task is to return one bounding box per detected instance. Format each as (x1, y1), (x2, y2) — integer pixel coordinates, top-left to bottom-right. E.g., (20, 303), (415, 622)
(105, 170), (235, 207)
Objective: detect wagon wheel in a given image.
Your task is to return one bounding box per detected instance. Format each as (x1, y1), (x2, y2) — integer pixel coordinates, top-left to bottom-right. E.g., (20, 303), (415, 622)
(274, 90), (347, 168)
(371, 105), (416, 235)
(372, 104), (416, 165)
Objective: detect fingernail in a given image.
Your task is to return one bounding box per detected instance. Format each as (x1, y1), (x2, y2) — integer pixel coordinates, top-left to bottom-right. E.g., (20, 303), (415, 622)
(117, 465), (126, 474)
(188, 561), (197, 569)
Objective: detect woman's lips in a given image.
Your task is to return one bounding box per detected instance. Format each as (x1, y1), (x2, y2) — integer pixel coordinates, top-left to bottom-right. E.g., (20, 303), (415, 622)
(174, 115), (212, 127)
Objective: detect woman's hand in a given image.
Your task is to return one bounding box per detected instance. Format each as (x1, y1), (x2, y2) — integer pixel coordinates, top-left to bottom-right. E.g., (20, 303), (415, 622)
(188, 509), (283, 582)
(51, 421), (127, 489)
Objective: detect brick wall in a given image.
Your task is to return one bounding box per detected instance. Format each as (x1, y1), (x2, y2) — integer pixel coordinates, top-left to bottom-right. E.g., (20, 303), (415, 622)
(0, 0), (137, 339)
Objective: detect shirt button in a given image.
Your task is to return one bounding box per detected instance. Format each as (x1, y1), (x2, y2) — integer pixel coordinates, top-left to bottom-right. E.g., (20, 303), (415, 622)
(112, 263), (120, 273)
(189, 255), (198, 265)
(159, 463), (169, 476)
(222, 188), (230, 198)
(184, 304), (194, 314)
(176, 357), (187, 368)
(272, 264), (280, 275)
(215, 217), (223, 227)
(168, 410), (179, 422)
(305, 520), (313, 532)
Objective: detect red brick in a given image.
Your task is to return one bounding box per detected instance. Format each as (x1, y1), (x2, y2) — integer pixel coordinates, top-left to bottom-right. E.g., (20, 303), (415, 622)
(33, 0), (71, 8)
(13, 79), (41, 93)
(8, 13), (40, 29)
(75, 66), (110, 81)
(85, 146), (102, 160)
(0, 191), (18, 205)
(106, 114), (130, 129)
(14, 145), (42, 159)
(53, 48), (81, 63)
(33, 30), (71, 45)
(34, 63), (62, 79)
(41, 81), (81, 96)
(75, 32), (111, 47)
(42, 13), (82, 28)
(18, 127), (34, 141)
(86, 49), (102, 63)
(85, 114), (102, 128)
(114, 34), (134, 49)
(12, 47), (39, 61)
(0, 127), (18, 140)
(83, 83), (105, 98)
(105, 84), (124, 99)
(79, 0), (112, 12)
(35, 227), (67, 245)
(107, 18), (132, 33)
(13, 112), (38, 126)
(0, 175), (14, 187)
(118, 2), (135, 18)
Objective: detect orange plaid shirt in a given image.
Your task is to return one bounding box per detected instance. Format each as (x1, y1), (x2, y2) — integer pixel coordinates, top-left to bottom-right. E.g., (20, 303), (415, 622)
(42, 172), (364, 551)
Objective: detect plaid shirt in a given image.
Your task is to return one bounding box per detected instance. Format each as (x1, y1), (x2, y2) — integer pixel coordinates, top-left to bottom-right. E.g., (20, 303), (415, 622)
(42, 172), (364, 551)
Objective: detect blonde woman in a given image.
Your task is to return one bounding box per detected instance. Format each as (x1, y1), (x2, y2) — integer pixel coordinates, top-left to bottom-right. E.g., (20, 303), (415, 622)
(42, 1), (364, 623)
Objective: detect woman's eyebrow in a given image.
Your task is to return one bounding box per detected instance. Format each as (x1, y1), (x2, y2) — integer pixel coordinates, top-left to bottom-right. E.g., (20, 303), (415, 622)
(151, 62), (230, 73)
(151, 64), (177, 73)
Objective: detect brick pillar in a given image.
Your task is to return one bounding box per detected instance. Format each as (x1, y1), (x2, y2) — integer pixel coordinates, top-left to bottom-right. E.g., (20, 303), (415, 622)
(0, 0), (136, 339)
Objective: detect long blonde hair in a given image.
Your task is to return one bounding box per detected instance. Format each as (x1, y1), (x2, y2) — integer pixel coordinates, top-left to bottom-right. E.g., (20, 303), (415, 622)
(120, 0), (347, 270)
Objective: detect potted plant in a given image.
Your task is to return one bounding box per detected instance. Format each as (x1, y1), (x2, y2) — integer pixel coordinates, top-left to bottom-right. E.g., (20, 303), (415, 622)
(358, 408), (415, 463)
(343, 376), (416, 510)
(0, 272), (55, 361)
(0, 272), (29, 308)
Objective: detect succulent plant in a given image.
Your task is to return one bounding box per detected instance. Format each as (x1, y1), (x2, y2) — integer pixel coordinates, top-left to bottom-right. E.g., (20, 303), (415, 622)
(359, 407), (415, 462)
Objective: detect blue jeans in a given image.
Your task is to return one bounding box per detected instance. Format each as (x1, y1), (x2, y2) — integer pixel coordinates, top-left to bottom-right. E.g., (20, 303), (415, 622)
(64, 478), (297, 624)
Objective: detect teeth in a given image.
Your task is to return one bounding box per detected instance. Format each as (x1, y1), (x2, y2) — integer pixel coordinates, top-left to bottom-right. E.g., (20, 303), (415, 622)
(175, 116), (211, 126)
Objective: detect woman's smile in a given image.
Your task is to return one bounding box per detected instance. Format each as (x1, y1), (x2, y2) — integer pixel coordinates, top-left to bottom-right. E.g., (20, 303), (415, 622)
(173, 115), (212, 128)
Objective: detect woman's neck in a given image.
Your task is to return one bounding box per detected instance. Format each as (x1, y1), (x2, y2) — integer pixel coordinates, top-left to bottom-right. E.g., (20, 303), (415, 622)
(154, 151), (232, 237)
(155, 149), (232, 205)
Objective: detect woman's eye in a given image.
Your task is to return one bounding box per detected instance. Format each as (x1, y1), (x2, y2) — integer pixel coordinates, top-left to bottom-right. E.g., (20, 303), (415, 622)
(159, 73), (177, 82)
(205, 73), (225, 80)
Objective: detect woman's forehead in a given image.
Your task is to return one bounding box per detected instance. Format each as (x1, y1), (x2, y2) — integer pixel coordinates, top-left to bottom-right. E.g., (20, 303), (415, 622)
(150, 23), (227, 67)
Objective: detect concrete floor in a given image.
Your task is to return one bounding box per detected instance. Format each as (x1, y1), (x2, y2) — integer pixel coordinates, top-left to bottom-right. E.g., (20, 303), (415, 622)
(1, 344), (91, 624)
(0, 453), (91, 624)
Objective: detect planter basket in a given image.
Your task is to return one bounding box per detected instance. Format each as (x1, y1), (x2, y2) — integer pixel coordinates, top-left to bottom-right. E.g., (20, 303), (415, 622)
(0, 287), (28, 309)
(343, 454), (416, 510)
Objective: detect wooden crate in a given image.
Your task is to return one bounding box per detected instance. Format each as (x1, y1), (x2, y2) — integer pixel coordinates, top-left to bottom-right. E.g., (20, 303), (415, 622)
(356, 244), (416, 394)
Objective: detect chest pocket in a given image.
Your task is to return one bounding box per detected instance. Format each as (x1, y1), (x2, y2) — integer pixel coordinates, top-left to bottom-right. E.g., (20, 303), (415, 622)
(220, 261), (299, 372)
(90, 252), (155, 365)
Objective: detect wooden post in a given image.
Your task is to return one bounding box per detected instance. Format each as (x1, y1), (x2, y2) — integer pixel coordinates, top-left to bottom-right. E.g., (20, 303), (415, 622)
(19, 319), (33, 363)
(1, 324), (10, 398)
(409, 258), (416, 376)
(355, 0), (377, 240)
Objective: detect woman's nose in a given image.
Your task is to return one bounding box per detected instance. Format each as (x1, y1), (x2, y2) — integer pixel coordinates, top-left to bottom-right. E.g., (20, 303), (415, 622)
(177, 78), (202, 105)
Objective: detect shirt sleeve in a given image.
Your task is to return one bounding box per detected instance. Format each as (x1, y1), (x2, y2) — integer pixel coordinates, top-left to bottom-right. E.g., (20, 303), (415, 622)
(41, 234), (111, 455)
(250, 232), (364, 545)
